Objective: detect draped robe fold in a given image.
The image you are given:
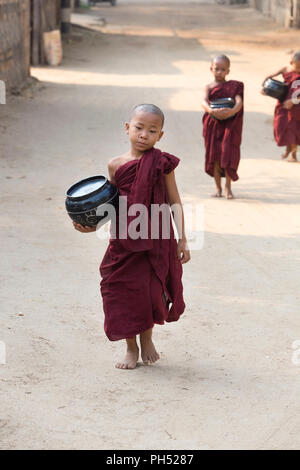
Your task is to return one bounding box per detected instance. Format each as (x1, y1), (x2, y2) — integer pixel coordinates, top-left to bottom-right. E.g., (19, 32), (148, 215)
(100, 148), (185, 341)
(202, 80), (244, 181)
(274, 71), (300, 147)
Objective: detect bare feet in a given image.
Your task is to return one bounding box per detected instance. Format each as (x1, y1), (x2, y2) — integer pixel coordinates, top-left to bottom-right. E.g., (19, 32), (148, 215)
(224, 172), (233, 200)
(140, 328), (160, 365)
(225, 186), (234, 199)
(281, 151), (289, 159)
(287, 153), (298, 162)
(211, 188), (222, 197)
(141, 339), (160, 365)
(115, 340), (139, 370)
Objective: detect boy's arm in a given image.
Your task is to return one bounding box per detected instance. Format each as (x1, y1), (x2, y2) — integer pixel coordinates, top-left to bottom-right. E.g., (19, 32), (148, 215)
(108, 158), (117, 185)
(227, 94), (243, 117)
(164, 171), (191, 264)
(202, 84), (224, 120)
(201, 84), (212, 114)
(262, 66), (287, 86)
(232, 94), (243, 113)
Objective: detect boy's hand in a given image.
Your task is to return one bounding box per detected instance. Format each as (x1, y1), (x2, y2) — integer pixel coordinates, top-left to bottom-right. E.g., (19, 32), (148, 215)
(211, 107), (233, 120)
(283, 99), (294, 110)
(73, 221), (96, 233)
(209, 107), (222, 119)
(220, 108), (234, 119)
(262, 76), (270, 87)
(177, 239), (191, 264)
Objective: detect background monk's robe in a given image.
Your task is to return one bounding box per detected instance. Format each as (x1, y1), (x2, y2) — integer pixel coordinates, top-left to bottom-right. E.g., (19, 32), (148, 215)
(274, 71), (300, 146)
(203, 80), (244, 181)
(100, 148), (185, 341)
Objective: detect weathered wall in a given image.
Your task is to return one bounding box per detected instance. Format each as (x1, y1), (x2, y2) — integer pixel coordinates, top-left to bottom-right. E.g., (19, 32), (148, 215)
(0, 0), (30, 90)
(249, 0), (300, 27)
(294, 0), (300, 25)
(42, 0), (60, 30)
(31, 0), (61, 65)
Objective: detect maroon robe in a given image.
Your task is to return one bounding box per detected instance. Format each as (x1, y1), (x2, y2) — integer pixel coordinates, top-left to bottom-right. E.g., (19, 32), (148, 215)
(274, 71), (300, 146)
(100, 148), (185, 341)
(202, 80), (244, 181)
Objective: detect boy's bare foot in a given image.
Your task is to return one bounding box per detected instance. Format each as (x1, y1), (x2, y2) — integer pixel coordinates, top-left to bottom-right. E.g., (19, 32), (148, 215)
(141, 339), (160, 365)
(282, 145), (292, 159)
(225, 187), (234, 199)
(115, 341), (139, 370)
(281, 150), (290, 159)
(287, 154), (298, 162)
(211, 188), (222, 197)
(115, 347), (139, 369)
(140, 328), (160, 365)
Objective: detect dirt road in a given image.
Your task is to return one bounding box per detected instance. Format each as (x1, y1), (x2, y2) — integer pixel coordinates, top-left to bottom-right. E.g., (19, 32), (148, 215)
(1, 0), (300, 450)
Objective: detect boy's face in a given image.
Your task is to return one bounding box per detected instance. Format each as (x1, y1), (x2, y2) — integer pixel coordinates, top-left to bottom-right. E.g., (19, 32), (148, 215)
(291, 60), (300, 73)
(126, 111), (164, 152)
(210, 59), (230, 82)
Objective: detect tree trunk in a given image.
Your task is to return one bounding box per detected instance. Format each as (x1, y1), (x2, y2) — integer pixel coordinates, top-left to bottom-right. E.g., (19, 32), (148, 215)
(31, 0), (40, 66)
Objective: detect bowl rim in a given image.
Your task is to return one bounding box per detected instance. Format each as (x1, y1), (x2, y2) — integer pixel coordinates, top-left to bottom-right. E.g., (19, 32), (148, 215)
(66, 175), (109, 201)
(66, 189), (119, 214)
(264, 78), (288, 88)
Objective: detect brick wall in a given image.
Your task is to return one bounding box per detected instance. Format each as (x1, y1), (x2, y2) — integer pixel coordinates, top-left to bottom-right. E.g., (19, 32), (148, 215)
(0, 0), (30, 90)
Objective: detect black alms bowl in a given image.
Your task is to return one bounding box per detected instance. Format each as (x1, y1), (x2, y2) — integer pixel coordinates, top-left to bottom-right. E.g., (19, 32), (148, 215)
(263, 78), (288, 102)
(209, 97), (235, 109)
(210, 97), (236, 120)
(65, 176), (119, 227)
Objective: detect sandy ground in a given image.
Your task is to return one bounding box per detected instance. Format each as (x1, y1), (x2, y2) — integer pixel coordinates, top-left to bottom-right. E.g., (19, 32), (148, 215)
(1, 0), (300, 450)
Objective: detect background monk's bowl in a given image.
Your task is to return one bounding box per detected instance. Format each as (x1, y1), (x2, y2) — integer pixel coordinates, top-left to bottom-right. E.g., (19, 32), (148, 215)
(263, 78), (288, 102)
(65, 176), (119, 227)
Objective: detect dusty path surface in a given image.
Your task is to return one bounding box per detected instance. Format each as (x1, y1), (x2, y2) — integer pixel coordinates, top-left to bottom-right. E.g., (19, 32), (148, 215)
(1, 0), (300, 450)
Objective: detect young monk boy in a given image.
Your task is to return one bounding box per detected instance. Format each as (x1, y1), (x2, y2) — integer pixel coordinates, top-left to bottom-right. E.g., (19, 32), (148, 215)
(73, 104), (190, 369)
(262, 51), (300, 162)
(202, 55), (244, 199)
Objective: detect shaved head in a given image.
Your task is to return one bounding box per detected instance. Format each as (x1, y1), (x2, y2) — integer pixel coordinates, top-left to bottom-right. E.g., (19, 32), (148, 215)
(292, 51), (300, 62)
(212, 55), (230, 68)
(130, 104), (165, 127)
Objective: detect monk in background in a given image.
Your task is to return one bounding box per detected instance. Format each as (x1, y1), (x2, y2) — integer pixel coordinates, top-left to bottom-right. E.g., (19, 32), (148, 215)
(202, 55), (244, 199)
(73, 104), (190, 370)
(262, 51), (300, 162)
